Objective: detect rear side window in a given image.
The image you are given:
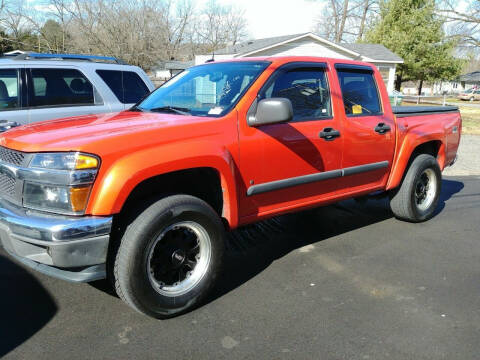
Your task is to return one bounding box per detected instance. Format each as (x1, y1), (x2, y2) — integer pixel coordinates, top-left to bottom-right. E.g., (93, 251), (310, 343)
(337, 70), (381, 116)
(123, 71), (149, 103)
(261, 67), (331, 122)
(0, 69), (20, 110)
(29, 68), (96, 107)
(96, 70), (149, 104)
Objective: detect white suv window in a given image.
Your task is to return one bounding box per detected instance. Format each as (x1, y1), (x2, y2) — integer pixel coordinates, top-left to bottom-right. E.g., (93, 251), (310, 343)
(0, 69), (20, 110)
(30, 68), (98, 107)
(96, 70), (149, 104)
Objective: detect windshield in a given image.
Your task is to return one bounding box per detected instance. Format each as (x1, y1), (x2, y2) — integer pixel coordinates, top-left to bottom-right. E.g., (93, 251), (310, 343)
(135, 61), (270, 117)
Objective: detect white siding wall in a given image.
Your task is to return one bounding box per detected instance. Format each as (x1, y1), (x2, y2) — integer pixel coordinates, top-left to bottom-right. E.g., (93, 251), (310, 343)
(388, 66), (396, 94)
(155, 70), (171, 79)
(372, 63), (396, 94)
(433, 81), (465, 94)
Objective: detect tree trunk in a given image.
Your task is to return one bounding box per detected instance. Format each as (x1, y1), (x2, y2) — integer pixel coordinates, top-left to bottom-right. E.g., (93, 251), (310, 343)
(417, 79), (424, 96)
(357, 0), (370, 41)
(395, 73), (402, 92)
(338, 0), (350, 42)
(331, 0), (340, 42)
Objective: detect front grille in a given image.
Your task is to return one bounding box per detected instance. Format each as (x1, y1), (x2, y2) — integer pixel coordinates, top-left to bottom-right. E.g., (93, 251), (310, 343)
(0, 147), (25, 166)
(0, 173), (16, 197)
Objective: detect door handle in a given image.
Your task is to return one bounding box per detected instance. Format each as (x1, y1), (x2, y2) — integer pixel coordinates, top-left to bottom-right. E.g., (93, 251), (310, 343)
(319, 127), (340, 141)
(374, 123), (391, 134)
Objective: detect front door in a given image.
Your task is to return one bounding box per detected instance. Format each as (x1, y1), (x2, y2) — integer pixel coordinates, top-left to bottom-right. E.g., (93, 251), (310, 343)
(237, 62), (343, 219)
(334, 64), (396, 195)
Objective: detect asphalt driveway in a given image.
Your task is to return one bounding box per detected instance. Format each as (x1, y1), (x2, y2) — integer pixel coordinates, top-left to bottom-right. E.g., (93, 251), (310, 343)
(1, 175), (479, 360)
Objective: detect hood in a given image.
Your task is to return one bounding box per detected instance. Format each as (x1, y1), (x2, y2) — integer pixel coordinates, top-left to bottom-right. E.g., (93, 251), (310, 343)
(0, 111), (217, 154)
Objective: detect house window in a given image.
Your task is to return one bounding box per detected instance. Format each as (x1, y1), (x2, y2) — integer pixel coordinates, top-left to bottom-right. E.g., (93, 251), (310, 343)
(377, 66), (390, 88)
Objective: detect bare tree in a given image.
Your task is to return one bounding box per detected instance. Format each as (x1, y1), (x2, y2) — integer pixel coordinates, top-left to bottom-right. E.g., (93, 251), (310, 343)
(438, 0), (480, 49)
(43, 0), (196, 68)
(193, 0), (248, 53)
(48, 0), (73, 52)
(0, 0), (247, 69)
(313, 0), (379, 42)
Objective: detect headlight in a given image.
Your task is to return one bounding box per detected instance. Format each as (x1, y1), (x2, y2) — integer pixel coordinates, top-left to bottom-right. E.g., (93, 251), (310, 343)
(30, 153), (99, 170)
(23, 152), (100, 215)
(24, 183), (92, 214)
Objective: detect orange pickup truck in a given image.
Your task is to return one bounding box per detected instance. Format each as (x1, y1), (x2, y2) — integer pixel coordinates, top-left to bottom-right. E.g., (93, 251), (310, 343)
(0, 57), (461, 318)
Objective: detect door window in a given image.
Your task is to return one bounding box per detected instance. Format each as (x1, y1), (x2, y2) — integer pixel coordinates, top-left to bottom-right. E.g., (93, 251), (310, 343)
(261, 68), (331, 122)
(96, 70), (149, 104)
(30, 68), (96, 107)
(337, 70), (381, 116)
(0, 69), (20, 110)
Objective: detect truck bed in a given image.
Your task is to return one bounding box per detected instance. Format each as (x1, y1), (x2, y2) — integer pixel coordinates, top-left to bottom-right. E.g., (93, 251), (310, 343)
(392, 105), (459, 118)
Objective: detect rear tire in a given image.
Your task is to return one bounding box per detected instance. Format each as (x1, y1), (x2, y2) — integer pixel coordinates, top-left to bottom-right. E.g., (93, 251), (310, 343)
(389, 154), (441, 222)
(113, 195), (225, 318)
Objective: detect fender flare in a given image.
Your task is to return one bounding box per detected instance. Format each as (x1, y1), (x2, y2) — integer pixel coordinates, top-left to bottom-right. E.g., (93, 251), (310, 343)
(86, 144), (240, 228)
(386, 133), (445, 190)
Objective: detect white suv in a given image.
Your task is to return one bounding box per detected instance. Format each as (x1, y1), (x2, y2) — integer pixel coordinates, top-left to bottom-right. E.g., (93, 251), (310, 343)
(0, 52), (154, 129)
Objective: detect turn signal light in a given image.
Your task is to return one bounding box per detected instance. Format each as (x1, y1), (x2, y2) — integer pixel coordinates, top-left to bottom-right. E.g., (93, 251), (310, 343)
(70, 186), (92, 212)
(75, 154), (99, 169)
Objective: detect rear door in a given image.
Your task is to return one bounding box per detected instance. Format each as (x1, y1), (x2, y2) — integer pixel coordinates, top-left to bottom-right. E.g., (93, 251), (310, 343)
(334, 63), (396, 194)
(26, 67), (110, 123)
(237, 62), (343, 218)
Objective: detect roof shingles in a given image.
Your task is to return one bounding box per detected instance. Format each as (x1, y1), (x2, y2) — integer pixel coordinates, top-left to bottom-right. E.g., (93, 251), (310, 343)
(459, 71), (480, 83)
(215, 33), (403, 62)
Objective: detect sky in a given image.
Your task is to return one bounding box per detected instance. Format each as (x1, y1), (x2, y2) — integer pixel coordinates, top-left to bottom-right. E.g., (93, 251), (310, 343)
(29, 0), (472, 41)
(222, 0), (324, 39)
(212, 0), (324, 39)
(28, 0), (324, 39)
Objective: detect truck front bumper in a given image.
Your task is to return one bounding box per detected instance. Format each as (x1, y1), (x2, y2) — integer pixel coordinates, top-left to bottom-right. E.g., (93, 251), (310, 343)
(0, 198), (112, 283)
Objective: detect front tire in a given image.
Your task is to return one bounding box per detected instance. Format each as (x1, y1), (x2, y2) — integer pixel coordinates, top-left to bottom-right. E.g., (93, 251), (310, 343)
(113, 195), (225, 318)
(389, 154), (442, 222)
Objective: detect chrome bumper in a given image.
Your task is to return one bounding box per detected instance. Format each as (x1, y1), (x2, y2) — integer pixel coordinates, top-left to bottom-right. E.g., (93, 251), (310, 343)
(0, 198), (112, 282)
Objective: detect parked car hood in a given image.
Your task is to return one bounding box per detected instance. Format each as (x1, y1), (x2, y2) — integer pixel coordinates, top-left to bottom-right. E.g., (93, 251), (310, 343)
(0, 111), (223, 154)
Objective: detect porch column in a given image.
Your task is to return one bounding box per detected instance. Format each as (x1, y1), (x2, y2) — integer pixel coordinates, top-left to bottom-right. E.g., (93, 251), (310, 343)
(387, 66), (396, 94)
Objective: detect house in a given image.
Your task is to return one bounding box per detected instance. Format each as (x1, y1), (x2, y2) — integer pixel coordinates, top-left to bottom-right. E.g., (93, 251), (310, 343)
(154, 60), (195, 80)
(458, 71), (480, 91)
(195, 32), (403, 94)
(431, 71), (480, 95)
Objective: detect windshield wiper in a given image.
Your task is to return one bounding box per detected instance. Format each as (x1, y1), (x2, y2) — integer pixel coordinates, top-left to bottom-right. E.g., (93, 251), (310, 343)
(129, 105), (143, 112)
(148, 106), (191, 115)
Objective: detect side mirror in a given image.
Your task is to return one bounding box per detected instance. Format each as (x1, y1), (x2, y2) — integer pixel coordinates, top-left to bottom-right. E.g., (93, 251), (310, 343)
(248, 98), (293, 127)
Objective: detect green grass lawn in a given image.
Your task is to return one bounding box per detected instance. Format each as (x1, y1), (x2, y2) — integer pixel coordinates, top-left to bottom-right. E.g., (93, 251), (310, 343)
(401, 100), (480, 135)
(457, 107), (480, 135)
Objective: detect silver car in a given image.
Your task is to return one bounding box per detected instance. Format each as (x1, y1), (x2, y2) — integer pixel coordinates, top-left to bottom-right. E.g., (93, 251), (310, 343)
(0, 52), (154, 128)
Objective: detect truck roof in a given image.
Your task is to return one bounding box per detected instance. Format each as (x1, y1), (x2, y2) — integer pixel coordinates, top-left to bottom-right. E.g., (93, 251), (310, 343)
(196, 56), (376, 70)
